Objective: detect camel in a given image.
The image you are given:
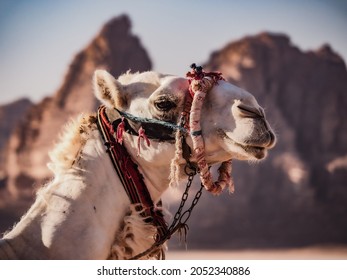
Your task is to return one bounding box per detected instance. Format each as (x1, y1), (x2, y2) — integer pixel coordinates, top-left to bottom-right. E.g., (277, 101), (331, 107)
(0, 66), (275, 259)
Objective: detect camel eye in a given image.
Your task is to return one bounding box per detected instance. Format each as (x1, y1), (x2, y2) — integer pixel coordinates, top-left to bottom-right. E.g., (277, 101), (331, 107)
(155, 100), (176, 111)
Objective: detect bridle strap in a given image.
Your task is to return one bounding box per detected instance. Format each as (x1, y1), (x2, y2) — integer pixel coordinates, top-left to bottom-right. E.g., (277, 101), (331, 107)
(116, 109), (187, 133)
(111, 109), (187, 142)
(97, 106), (169, 241)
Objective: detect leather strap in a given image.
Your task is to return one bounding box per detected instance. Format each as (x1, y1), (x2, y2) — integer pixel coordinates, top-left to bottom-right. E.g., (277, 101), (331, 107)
(97, 106), (168, 239)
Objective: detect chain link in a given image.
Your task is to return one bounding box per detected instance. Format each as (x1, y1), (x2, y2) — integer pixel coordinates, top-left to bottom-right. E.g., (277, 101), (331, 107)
(129, 163), (204, 260)
(168, 168), (196, 232)
(177, 183), (203, 225)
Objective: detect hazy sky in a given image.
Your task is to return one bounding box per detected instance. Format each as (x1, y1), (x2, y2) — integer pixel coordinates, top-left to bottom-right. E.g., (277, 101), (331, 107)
(0, 0), (346, 104)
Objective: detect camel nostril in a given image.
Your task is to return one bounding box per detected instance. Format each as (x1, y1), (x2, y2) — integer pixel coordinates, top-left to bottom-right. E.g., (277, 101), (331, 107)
(237, 104), (263, 119)
(267, 130), (276, 148)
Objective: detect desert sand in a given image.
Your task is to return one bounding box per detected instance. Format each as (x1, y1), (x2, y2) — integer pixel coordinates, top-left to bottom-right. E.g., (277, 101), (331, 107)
(167, 246), (347, 260)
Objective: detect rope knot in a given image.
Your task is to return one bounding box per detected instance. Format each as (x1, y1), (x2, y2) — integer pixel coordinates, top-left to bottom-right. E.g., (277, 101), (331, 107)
(116, 117), (125, 144)
(187, 63), (224, 97)
(137, 126), (150, 156)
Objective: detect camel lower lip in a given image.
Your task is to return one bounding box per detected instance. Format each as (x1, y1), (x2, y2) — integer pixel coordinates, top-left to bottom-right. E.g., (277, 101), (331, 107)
(220, 130), (268, 159)
(236, 142), (266, 159)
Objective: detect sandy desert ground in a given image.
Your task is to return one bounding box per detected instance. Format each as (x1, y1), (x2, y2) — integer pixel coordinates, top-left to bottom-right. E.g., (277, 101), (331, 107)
(167, 246), (347, 260)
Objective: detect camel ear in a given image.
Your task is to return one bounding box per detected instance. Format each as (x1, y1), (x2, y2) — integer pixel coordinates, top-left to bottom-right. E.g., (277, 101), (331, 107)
(93, 70), (127, 109)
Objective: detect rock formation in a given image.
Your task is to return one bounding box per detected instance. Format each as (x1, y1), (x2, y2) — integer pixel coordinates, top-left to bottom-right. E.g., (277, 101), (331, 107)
(0, 98), (32, 184)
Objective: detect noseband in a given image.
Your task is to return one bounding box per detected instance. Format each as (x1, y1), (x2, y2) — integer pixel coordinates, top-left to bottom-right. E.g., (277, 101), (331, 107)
(113, 109), (187, 142)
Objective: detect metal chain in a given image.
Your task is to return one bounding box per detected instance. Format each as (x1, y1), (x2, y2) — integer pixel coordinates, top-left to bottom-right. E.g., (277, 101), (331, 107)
(168, 164), (196, 232)
(176, 183), (203, 226)
(129, 163), (204, 260)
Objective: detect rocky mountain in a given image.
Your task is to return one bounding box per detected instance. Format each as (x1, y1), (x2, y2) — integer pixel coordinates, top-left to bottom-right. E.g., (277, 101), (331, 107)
(172, 32), (347, 249)
(0, 98), (32, 181)
(0, 98), (33, 231)
(0, 15), (152, 224)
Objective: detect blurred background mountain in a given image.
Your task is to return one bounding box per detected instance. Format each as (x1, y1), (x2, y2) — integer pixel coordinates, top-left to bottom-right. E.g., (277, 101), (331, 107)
(0, 13), (346, 250)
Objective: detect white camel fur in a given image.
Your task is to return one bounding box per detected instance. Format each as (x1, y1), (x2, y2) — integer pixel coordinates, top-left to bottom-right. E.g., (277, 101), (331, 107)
(0, 69), (275, 259)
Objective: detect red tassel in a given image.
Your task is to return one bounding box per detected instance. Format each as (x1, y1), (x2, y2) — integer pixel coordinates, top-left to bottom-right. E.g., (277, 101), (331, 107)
(137, 127), (150, 156)
(116, 117), (125, 144)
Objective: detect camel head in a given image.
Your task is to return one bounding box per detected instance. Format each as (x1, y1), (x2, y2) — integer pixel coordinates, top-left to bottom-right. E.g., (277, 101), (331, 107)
(93, 69), (276, 169)
(201, 80), (276, 162)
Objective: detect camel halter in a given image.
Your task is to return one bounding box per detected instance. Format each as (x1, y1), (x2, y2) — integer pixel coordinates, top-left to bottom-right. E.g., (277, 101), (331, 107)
(97, 64), (235, 259)
(110, 64), (234, 194)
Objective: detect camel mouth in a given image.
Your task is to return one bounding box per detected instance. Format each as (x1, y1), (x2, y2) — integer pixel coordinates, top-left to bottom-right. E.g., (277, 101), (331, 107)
(235, 142), (267, 160)
(219, 129), (269, 160)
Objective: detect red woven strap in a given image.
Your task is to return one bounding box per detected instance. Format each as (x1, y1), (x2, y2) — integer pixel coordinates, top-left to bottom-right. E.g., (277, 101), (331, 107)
(97, 106), (168, 237)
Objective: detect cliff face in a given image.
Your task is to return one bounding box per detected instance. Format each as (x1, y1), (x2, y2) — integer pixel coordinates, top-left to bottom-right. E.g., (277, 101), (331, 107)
(179, 33), (347, 248)
(0, 98), (33, 230)
(0, 98), (32, 179)
(1, 15), (152, 204)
